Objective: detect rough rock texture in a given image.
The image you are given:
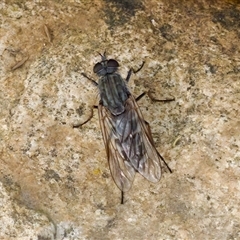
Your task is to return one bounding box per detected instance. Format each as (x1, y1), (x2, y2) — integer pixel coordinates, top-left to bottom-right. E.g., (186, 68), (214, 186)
(0, 0), (240, 239)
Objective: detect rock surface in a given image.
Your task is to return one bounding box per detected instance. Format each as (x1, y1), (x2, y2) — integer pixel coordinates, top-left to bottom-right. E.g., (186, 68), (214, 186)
(0, 0), (240, 239)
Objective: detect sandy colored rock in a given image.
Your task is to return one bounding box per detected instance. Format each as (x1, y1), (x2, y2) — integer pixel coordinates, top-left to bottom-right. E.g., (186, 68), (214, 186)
(0, 0), (240, 239)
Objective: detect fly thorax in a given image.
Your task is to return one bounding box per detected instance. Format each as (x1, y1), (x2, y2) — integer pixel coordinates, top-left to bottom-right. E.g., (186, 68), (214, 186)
(99, 73), (129, 115)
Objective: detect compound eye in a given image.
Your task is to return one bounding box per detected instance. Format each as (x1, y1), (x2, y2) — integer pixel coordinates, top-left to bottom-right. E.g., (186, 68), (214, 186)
(107, 59), (119, 68)
(107, 59), (119, 73)
(93, 62), (103, 74)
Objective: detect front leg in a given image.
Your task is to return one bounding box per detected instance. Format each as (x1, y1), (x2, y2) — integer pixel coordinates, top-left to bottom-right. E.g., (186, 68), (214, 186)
(126, 62), (145, 82)
(73, 73), (99, 128)
(81, 73), (98, 86)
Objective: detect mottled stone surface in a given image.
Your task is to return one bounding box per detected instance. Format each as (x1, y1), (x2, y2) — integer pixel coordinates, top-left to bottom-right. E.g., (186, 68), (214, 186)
(0, 0), (240, 239)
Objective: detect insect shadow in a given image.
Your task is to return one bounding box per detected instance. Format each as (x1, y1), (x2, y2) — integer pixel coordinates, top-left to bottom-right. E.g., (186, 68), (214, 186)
(74, 52), (174, 204)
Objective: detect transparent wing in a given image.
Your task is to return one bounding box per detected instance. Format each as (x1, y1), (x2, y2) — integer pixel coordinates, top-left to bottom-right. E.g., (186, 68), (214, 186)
(98, 95), (162, 192)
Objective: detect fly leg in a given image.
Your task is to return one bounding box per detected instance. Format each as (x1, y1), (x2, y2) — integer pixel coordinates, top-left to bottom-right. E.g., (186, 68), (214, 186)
(121, 191), (124, 204)
(135, 92), (147, 101)
(134, 91), (175, 103)
(73, 73), (98, 128)
(81, 73), (98, 86)
(73, 106), (97, 128)
(133, 61), (145, 74)
(126, 62), (145, 82)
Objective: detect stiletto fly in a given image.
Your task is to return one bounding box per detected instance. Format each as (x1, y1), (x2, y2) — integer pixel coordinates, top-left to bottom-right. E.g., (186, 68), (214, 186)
(76, 52), (173, 203)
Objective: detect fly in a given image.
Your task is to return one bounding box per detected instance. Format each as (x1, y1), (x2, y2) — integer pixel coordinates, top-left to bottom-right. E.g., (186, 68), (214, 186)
(75, 52), (174, 204)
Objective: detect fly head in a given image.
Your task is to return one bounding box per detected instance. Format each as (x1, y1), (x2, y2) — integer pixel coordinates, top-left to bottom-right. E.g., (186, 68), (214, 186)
(93, 52), (119, 76)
